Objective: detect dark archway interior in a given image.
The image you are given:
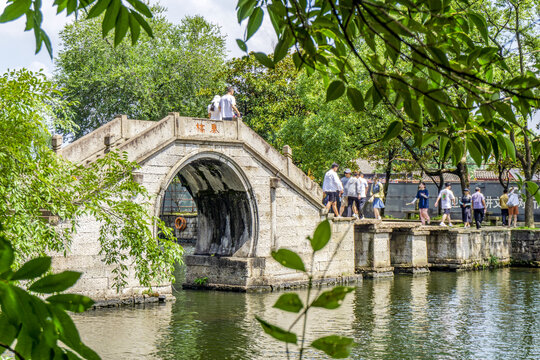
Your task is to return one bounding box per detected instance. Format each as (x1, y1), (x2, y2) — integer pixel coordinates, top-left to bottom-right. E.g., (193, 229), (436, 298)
(176, 158), (253, 256)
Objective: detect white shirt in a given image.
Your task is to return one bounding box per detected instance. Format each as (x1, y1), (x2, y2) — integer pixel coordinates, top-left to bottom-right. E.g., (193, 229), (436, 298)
(322, 170), (343, 192)
(438, 189), (455, 209)
(219, 94), (236, 118)
(358, 177), (368, 198)
(207, 102), (221, 120)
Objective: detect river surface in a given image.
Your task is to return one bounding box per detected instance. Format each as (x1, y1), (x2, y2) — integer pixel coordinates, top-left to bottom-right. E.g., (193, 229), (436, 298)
(73, 268), (540, 359)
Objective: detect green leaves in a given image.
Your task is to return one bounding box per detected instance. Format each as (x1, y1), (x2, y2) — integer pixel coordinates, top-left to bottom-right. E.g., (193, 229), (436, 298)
(312, 335), (354, 358)
(256, 316), (298, 344)
(47, 294), (95, 313)
(468, 12), (488, 43)
(326, 80), (346, 102)
(246, 7), (263, 41)
(346, 87), (364, 111)
(11, 256), (51, 281)
(253, 52), (275, 69)
(0, 0), (32, 23)
(382, 120), (403, 141)
(311, 286), (355, 309)
(271, 249), (305, 272)
(310, 220), (331, 252)
(0, 234), (98, 359)
(273, 293), (303, 313)
(29, 271), (81, 293)
(0, 237), (14, 274)
(236, 38), (247, 52)
(6, 0), (156, 57)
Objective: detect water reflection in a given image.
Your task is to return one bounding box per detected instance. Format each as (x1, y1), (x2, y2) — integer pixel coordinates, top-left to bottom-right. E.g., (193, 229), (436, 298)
(73, 269), (540, 359)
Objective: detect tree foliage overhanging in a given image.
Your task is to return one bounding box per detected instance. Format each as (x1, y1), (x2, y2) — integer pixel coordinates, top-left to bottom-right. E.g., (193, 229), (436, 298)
(0, 69), (183, 290)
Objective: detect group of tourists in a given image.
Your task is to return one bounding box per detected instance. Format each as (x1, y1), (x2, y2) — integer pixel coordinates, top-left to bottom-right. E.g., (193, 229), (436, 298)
(322, 163), (522, 228)
(427, 183), (520, 228)
(207, 86), (241, 120)
(322, 163), (385, 220)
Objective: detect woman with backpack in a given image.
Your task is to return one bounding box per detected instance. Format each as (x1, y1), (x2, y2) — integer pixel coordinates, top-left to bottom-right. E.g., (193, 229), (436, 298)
(370, 176), (385, 220)
(507, 187), (520, 227)
(207, 95), (221, 120)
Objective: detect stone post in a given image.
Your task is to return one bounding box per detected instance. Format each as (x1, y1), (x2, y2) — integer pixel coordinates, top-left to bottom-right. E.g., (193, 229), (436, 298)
(104, 135), (113, 153)
(52, 134), (63, 153)
(168, 112), (180, 137)
(354, 223), (394, 277)
(270, 177), (280, 250)
(390, 227), (429, 274)
(115, 114), (128, 139)
(283, 145), (292, 176)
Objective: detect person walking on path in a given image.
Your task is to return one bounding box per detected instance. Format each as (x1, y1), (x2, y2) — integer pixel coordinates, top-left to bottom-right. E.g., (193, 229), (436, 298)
(345, 172), (361, 218)
(500, 189), (509, 226)
(219, 86), (241, 120)
(357, 172), (369, 219)
(507, 187), (520, 227)
(208, 95), (221, 120)
(370, 176), (385, 220)
(339, 169), (352, 216)
(322, 163), (343, 217)
(406, 182), (430, 225)
(434, 183), (456, 227)
(460, 188), (472, 228)
(471, 187), (486, 229)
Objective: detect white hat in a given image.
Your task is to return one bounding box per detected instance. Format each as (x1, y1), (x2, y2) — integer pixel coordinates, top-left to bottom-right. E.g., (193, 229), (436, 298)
(212, 95), (221, 102)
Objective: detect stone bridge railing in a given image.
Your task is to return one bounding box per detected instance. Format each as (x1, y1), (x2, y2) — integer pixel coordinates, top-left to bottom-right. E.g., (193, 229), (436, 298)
(58, 114), (324, 208)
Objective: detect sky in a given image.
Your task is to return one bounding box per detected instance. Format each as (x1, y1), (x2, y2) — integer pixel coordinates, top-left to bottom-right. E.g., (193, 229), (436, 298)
(0, 0), (275, 77)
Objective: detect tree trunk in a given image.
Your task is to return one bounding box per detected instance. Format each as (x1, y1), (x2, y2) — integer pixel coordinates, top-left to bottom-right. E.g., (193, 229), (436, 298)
(455, 159), (469, 193)
(381, 150), (394, 216)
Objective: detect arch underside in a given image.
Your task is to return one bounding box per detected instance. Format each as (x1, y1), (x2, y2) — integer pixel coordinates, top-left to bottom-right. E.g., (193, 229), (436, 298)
(176, 157), (253, 256)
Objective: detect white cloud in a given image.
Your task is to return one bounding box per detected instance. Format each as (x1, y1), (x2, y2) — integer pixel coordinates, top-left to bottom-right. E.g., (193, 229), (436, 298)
(0, 0), (275, 76)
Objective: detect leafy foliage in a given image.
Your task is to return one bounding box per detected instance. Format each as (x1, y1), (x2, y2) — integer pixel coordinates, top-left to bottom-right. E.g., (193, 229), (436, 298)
(54, 9), (226, 138)
(0, 0), (154, 57)
(236, 0), (540, 170)
(0, 230), (99, 359)
(257, 220), (355, 359)
(225, 53), (307, 147)
(0, 69), (183, 290)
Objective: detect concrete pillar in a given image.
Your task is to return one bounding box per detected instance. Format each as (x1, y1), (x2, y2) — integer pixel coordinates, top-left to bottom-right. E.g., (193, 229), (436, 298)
(115, 114), (128, 139)
(168, 112), (180, 137)
(104, 135), (113, 153)
(390, 228), (429, 274)
(283, 145), (292, 176)
(51, 134), (63, 153)
(269, 177), (280, 250)
(354, 224), (394, 277)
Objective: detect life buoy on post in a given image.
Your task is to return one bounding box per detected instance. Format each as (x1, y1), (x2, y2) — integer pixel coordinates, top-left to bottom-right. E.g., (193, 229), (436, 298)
(174, 216), (187, 231)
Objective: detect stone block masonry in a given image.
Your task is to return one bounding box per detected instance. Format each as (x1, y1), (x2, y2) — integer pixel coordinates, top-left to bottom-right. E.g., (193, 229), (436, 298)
(511, 229), (540, 267)
(54, 115), (540, 300)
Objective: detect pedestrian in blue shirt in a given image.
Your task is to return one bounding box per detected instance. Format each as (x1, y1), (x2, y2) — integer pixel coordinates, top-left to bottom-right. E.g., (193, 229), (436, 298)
(407, 182), (430, 225)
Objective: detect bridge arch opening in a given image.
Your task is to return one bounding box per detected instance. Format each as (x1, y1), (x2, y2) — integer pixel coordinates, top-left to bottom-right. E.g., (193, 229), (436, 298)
(159, 153), (258, 257)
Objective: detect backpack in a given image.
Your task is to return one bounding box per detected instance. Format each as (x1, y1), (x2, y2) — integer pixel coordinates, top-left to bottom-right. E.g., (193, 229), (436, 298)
(210, 103), (216, 111)
(507, 193), (519, 207)
(373, 183), (380, 194)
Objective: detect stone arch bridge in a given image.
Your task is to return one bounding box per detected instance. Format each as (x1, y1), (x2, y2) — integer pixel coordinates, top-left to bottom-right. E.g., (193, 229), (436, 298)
(55, 114), (357, 299)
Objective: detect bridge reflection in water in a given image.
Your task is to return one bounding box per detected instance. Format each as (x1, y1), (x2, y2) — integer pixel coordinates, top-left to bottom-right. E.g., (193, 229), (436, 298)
(72, 268), (540, 359)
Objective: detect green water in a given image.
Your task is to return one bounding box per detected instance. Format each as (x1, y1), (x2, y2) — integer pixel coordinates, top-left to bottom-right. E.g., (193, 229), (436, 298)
(73, 268), (540, 359)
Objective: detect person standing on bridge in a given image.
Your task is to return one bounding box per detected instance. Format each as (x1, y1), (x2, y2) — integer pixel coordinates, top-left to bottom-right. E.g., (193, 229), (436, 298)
(460, 188), (472, 228)
(322, 163), (343, 217)
(339, 169), (352, 216)
(434, 183), (456, 227)
(208, 95), (221, 120)
(406, 182), (430, 225)
(471, 187), (486, 229)
(499, 189), (509, 226)
(507, 187), (519, 227)
(370, 176), (385, 220)
(219, 86), (241, 120)
(357, 172), (369, 220)
(345, 171), (361, 218)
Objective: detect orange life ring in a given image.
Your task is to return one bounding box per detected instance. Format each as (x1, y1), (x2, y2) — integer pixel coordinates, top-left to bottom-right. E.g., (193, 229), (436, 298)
(174, 217), (187, 231)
